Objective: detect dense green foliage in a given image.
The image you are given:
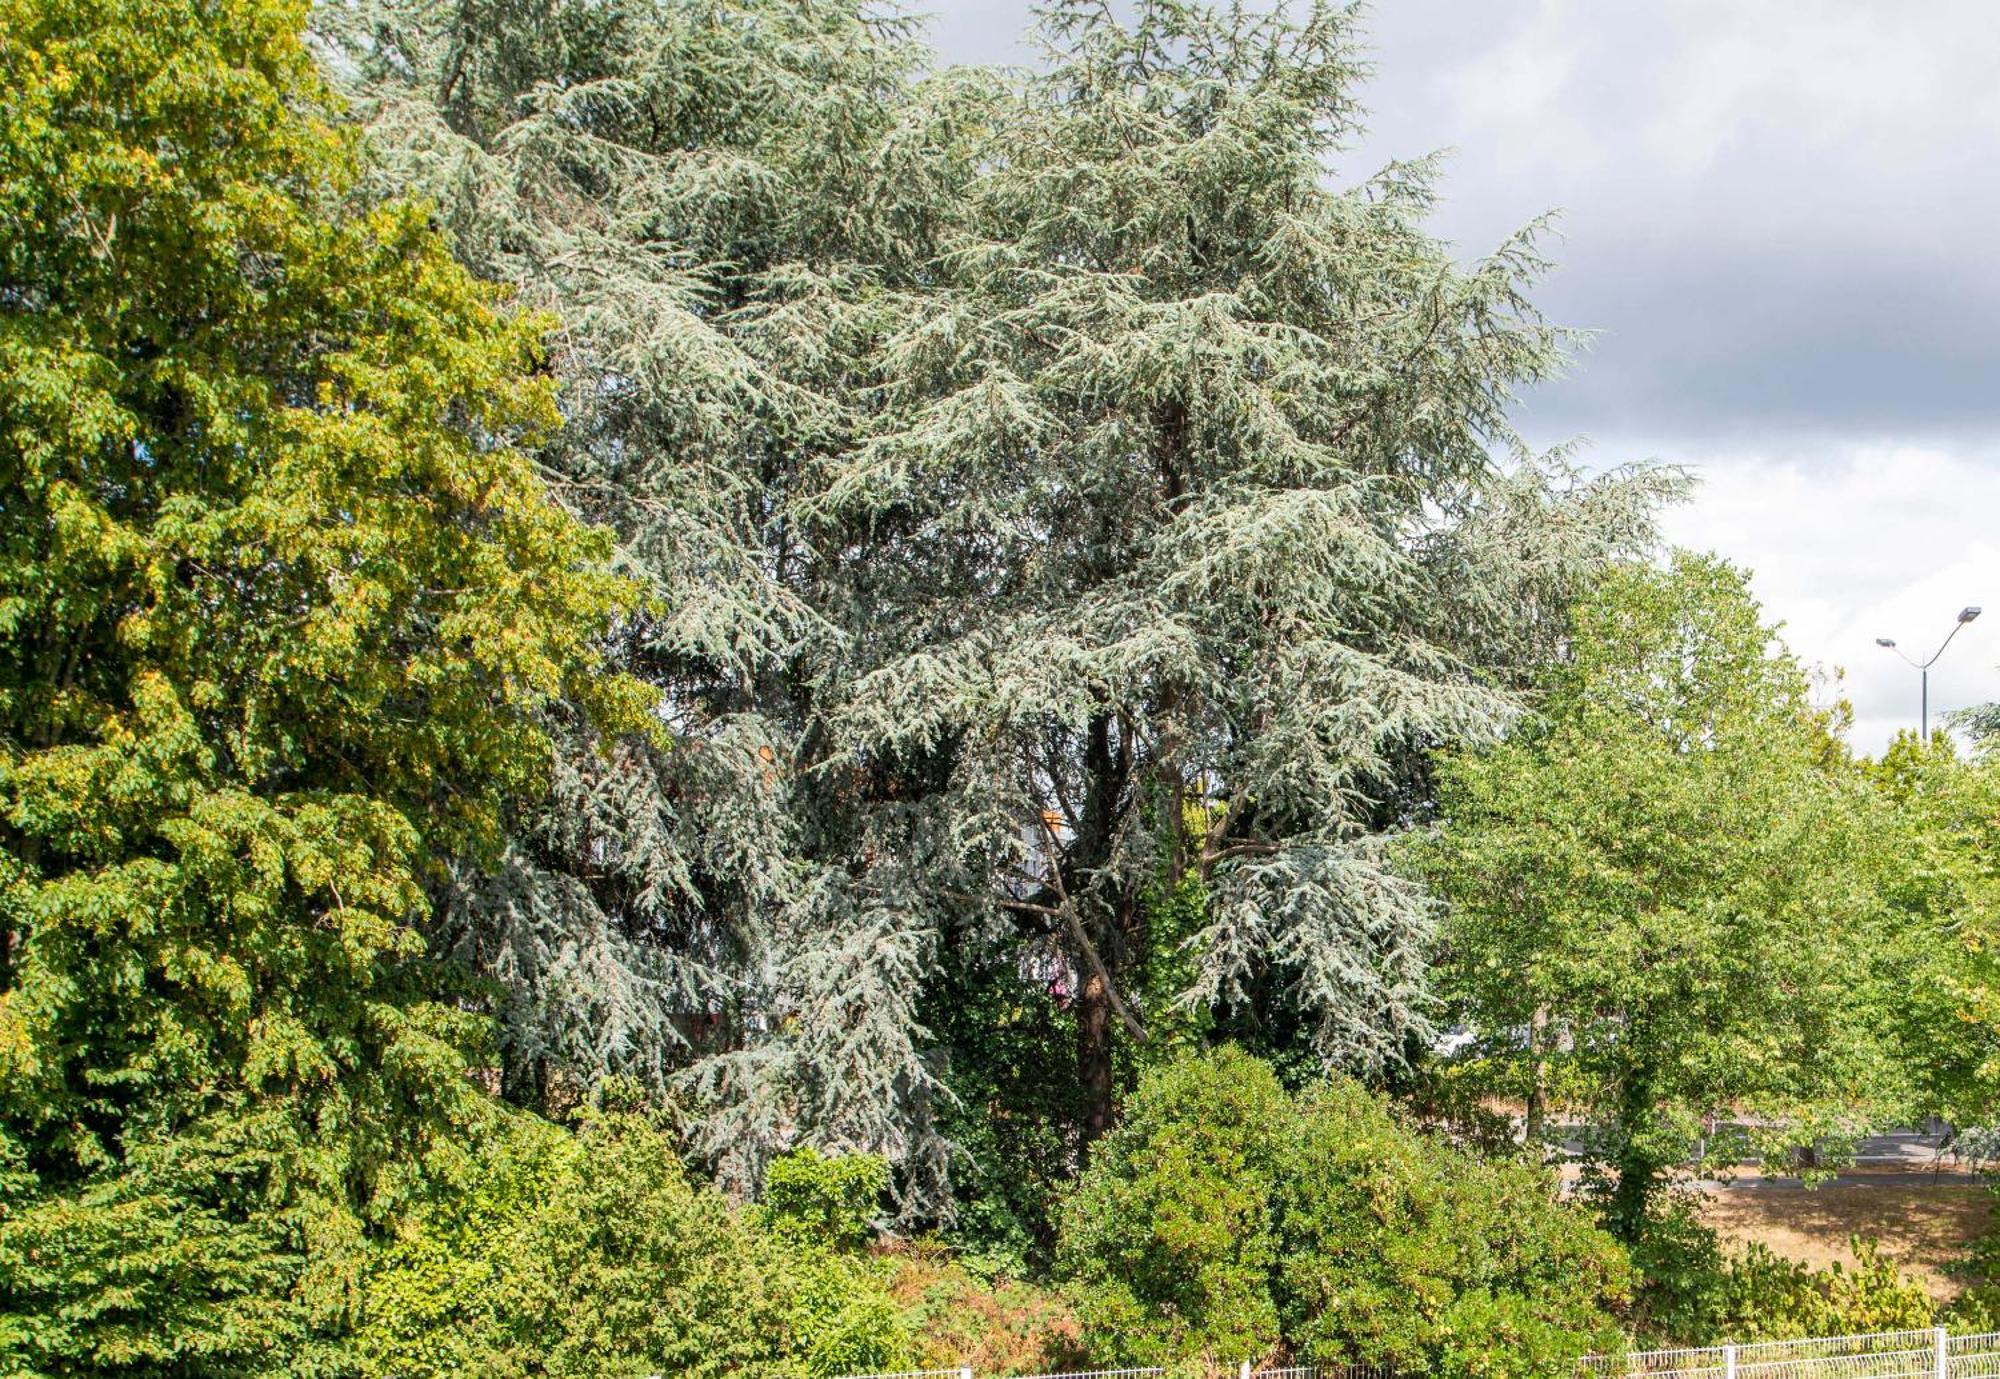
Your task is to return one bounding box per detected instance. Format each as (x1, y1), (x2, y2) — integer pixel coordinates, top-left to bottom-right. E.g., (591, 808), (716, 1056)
(352, 1111), (787, 1377)
(1057, 1048), (1630, 1378)
(0, 0), (645, 1369)
(321, 0), (1680, 1209)
(1276, 1081), (1631, 1374)
(1057, 1047), (1295, 1363)
(320, 0), (959, 1148)
(1865, 734), (2000, 1128)
(353, 1122), (1086, 1378)
(1628, 1203), (1934, 1344)
(6, 0), (2000, 1371)
(1413, 554), (1902, 1241)
(762, 1147), (892, 1254)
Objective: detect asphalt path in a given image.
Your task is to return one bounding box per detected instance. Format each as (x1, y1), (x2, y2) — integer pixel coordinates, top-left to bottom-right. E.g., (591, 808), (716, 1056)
(1694, 1132), (1980, 1188)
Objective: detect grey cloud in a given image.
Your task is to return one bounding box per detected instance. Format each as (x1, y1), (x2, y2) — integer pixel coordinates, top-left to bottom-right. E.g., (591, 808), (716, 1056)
(1515, 251), (2000, 444)
(1347, 0), (2000, 444)
(931, 0), (2000, 442)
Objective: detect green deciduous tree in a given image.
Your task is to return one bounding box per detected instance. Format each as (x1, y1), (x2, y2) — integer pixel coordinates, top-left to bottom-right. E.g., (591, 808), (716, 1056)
(0, 0), (644, 1368)
(1412, 554), (1899, 1243)
(1864, 732), (2000, 1130)
(325, 0), (1680, 1206)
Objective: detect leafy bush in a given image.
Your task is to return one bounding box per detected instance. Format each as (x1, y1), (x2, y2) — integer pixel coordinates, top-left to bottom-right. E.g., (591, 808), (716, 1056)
(764, 1148), (891, 1251)
(1624, 1198), (1737, 1343)
(1943, 1283), (2000, 1334)
(926, 940), (1089, 1274)
(1945, 1191), (2000, 1332)
(1629, 1198), (1934, 1344)
(1715, 1240), (1933, 1340)
(353, 1111), (790, 1378)
(754, 1147), (921, 1375)
(1055, 1047), (1631, 1377)
(888, 1244), (1089, 1374)
(1276, 1080), (1630, 1379)
(353, 1118), (941, 1379)
(1056, 1046), (1292, 1365)
(779, 1248), (915, 1379)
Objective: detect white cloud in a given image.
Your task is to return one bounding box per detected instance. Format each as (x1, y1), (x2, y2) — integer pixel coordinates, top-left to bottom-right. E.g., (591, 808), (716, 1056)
(1652, 440), (2000, 754)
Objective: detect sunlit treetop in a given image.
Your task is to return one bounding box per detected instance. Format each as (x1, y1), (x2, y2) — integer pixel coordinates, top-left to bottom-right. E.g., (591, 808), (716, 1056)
(0, 0), (648, 1366)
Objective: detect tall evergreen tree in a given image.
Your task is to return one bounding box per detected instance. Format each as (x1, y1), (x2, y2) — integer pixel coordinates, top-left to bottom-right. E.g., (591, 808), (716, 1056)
(318, 0), (970, 1164)
(324, 0), (1680, 1207)
(827, 1), (1680, 1146)
(0, 0), (644, 1367)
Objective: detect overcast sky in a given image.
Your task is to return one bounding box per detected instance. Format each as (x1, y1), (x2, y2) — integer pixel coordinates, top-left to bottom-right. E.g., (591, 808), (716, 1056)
(926, 0), (2000, 754)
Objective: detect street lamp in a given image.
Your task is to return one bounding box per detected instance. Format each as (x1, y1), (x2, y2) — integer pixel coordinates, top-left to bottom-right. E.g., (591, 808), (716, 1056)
(1876, 606), (1983, 737)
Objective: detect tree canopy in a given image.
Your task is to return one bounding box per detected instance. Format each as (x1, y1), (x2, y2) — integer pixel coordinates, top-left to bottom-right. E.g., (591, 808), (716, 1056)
(0, 0), (644, 1366)
(10, 0), (1989, 1372)
(1863, 732), (2000, 1131)
(322, 0), (1682, 1218)
(1412, 554), (1901, 1240)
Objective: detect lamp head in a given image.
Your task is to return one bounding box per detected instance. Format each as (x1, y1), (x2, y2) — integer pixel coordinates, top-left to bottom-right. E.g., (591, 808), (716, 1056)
(1961, 606), (1983, 623)
(1876, 637), (1897, 648)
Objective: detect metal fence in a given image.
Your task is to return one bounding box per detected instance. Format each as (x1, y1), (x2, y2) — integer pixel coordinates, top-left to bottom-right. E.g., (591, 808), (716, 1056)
(1581, 1328), (2000, 1379)
(837, 1326), (2000, 1379)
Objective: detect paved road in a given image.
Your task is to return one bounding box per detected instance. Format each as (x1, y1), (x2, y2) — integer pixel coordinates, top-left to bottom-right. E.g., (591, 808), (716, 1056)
(1849, 1131), (1965, 1167)
(1691, 1131), (1980, 1189)
(1696, 1169), (1978, 1192)
(1546, 1129), (1985, 1188)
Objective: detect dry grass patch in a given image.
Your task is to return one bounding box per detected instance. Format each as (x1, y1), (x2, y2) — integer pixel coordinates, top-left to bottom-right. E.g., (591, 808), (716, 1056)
(1696, 1173), (1991, 1300)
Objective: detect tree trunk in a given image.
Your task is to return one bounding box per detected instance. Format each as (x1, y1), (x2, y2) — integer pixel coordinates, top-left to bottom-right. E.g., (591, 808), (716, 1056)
(1069, 711), (1136, 1153)
(1524, 1005), (1549, 1155)
(1606, 1063), (1659, 1243)
(1077, 966), (1115, 1148)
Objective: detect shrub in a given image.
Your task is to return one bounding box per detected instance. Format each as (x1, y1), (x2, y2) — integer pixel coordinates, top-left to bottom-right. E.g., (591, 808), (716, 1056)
(353, 1110), (788, 1378)
(888, 1244), (1090, 1374)
(1055, 1047), (1632, 1378)
(1944, 1188), (2000, 1333)
(779, 1249), (915, 1379)
(1276, 1079), (1630, 1379)
(1624, 1197), (1736, 1343)
(355, 1123), (967, 1379)
(1629, 1198), (1934, 1344)
(1056, 1046), (1292, 1365)
(764, 1148), (892, 1252)
(752, 1147), (922, 1376)
(1943, 1284), (2000, 1334)
(1723, 1240), (1933, 1339)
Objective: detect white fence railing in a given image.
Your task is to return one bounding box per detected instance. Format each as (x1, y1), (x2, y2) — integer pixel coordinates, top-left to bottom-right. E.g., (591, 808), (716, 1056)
(1582, 1327), (1956, 1379)
(836, 1327), (2000, 1379)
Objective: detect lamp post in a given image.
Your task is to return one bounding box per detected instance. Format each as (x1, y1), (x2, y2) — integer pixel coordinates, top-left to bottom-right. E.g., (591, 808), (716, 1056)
(1876, 605), (1983, 738)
